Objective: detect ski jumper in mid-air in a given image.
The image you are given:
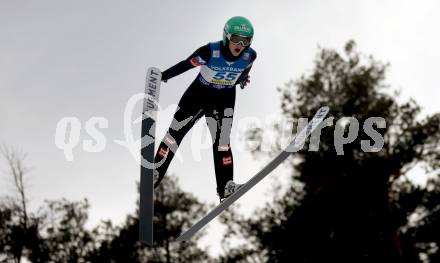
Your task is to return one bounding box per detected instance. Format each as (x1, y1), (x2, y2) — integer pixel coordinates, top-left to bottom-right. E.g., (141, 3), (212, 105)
(153, 16), (257, 203)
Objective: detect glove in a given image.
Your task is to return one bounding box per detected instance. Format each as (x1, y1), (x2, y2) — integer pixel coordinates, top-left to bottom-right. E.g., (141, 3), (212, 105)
(160, 70), (168, 83)
(239, 75), (250, 89)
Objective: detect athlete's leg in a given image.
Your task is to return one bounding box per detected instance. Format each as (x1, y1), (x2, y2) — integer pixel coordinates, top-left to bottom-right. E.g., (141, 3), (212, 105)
(205, 88), (236, 198)
(154, 83), (204, 188)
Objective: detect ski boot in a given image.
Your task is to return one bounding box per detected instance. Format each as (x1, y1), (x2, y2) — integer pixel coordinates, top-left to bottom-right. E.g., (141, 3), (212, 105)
(219, 180), (244, 203)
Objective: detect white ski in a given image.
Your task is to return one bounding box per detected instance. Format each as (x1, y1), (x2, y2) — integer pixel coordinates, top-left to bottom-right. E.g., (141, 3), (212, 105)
(139, 67), (162, 245)
(176, 106), (330, 242)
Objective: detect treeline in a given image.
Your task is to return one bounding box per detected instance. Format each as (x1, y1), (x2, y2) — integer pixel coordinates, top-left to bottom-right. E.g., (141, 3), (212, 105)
(2, 41), (439, 262)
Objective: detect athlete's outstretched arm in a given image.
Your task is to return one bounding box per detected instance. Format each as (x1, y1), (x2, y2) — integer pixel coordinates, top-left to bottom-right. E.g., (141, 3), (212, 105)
(161, 43), (211, 82)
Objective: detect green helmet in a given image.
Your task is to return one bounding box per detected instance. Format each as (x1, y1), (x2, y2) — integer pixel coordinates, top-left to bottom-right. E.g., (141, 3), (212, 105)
(223, 16), (254, 46)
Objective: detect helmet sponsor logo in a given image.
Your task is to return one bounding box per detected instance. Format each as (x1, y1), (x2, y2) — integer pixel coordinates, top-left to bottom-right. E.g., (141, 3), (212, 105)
(233, 25), (251, 34)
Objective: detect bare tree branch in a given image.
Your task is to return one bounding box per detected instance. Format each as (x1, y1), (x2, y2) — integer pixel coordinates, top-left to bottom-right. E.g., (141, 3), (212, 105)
(0, 144), (31, 230)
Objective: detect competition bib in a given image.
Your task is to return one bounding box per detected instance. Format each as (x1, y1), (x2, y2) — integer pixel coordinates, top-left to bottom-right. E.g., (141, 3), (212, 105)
(199, 41), (254, 87)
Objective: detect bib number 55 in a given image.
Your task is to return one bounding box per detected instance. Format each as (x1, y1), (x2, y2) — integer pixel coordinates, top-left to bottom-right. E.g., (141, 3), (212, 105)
(213, 72), (239, 81)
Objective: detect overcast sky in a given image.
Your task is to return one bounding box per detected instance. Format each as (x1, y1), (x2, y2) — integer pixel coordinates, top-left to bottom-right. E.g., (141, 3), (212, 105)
(1, 0), (439, 257)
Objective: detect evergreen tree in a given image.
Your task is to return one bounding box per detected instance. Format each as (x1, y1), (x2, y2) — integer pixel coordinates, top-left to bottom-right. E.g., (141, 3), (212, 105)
(220, 41), (440, 262)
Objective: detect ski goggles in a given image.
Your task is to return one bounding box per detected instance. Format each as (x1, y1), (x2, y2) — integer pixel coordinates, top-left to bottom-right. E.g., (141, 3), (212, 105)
(227, 33), (252, 47)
